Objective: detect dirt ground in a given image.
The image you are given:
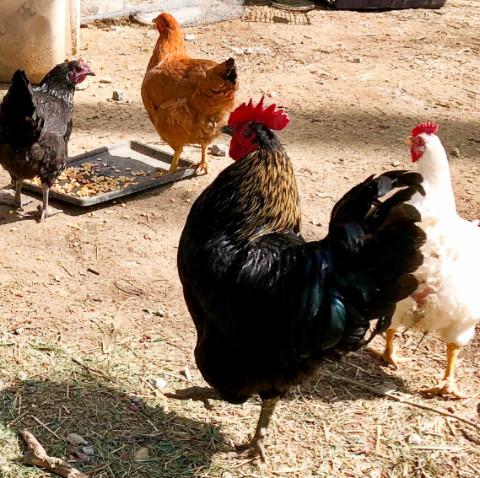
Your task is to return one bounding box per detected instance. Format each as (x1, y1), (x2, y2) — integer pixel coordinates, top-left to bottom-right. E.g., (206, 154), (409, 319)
(1, 1), (480, 477)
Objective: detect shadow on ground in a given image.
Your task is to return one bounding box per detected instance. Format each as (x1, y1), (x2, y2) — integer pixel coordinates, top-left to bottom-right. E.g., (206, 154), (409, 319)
(0, 377), (227, 477)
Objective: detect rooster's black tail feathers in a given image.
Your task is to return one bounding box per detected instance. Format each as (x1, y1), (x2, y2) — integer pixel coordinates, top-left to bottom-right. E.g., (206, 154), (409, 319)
(326, 170), (426, 350)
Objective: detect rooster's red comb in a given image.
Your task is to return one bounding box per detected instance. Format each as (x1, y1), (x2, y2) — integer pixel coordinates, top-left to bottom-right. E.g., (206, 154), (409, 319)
(228, 96), (290, 130)
(412, 122), (438, 137)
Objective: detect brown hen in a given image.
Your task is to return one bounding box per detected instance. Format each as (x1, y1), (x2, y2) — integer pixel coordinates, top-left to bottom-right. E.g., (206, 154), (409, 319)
(141, 13), (238, 174)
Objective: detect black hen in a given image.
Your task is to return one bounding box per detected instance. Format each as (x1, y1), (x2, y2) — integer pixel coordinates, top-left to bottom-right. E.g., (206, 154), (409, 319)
(0, 60), (94, 220)
(173, 98), (426, 459)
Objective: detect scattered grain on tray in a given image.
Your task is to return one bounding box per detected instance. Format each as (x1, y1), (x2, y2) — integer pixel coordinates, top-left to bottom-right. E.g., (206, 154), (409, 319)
(8, 210), (14, 215)
(10, 227), (17, 232)
(36, 256), (44, 261)
(27, 161), (140, 198)
(15, 250), (20, 255)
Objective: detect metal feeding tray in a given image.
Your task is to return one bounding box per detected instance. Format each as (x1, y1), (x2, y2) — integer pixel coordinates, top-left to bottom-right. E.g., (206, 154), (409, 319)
(23, 140), (195, 207)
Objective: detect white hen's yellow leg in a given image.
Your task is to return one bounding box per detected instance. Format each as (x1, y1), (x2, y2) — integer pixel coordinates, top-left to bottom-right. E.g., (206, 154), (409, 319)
(423, 343), (467, 399)
(369, 329), (411, 369)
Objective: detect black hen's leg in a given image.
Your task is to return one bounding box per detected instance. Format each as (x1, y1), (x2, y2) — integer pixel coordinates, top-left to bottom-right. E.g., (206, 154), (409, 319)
(0, 179), (33, 210)
(39, 183), (62, 221)
(237, 397), (279, 462)
(165, 386), (221, 410)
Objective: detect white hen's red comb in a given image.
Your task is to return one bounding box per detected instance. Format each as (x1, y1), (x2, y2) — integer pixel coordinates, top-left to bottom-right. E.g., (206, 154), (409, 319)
(412, 122), (438, 136)
(228, 96), (290, 131)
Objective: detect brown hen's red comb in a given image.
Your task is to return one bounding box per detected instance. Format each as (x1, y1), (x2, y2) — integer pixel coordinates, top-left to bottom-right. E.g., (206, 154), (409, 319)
(412, 122), (438, 136)
(228, 96), (290, 130)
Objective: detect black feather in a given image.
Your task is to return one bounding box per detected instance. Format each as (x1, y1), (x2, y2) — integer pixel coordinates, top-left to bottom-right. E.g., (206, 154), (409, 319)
(177, 122), (425, 404)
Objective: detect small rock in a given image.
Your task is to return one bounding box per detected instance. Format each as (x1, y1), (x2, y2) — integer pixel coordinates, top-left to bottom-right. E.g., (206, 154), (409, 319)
(391, 160), (401, 167)
(76, 81), (89, 91)
(222, 472), (233, 478)
(67, 433), (88, 446)
(209, 144), (228, 157)
(82, 446), (95, 456)
(185, 34), (196, 41)
(229, 46), (244, 55)
(244, 47), (254, 55)
(452, 147), (460, 157)
(377, 382), (398, 394)
(100, 76), (112, 84)
(13, 327), (24, 335)
(352, 57), (362, 63)
(18, 371), (27, 381)
(133, 447), (149, 460)
(408, 432), (422, 445)
(149, 378), (167, 390)
(266, 91), (276, 98)
(112, 90), (124, 101)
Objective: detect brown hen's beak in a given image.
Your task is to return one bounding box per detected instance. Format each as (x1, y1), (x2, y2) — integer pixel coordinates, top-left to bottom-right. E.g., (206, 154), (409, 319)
(220, 125), (234, 136)
(405, 136), (413, 145)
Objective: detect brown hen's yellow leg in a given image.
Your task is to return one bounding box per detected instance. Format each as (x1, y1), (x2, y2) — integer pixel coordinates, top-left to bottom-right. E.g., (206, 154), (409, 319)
(423, 343), (468, 399)
(192, 145), (208, 174)
(369, 329), (411, 369)
(168, 148), (183, 173)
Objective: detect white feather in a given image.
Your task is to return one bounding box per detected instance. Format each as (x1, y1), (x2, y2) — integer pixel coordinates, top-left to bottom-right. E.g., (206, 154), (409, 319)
(390, 133), (480, 347)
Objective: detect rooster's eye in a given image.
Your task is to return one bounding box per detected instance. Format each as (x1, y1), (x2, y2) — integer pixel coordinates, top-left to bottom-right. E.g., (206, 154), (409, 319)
(244, 130), (252, 138)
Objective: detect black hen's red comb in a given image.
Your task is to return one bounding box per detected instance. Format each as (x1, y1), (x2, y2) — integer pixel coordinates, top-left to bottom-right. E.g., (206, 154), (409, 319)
(228, 96), (290, 130)
(412, 122), (438, 136)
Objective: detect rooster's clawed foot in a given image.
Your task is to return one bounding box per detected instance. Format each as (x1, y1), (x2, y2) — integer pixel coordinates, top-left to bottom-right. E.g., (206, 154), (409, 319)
(230, 430), (268, 462)
(164, 386), (220, 410)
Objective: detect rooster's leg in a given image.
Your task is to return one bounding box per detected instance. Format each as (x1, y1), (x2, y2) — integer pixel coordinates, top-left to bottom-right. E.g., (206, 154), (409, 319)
(0, 179), (33, 210)
(164, 386), (221, 410)
(236, 397), (279, 462)
(369, 329), (410, 369)
(423, 343), (468, 399)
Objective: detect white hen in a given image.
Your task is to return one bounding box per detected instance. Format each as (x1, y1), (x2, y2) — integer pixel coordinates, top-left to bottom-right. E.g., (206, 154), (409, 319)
(372, 122), (480, 398)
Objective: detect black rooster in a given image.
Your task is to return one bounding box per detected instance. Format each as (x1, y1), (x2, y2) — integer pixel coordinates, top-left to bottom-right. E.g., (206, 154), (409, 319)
(0, 60), (94, 220)
(172, 98), (426, 460)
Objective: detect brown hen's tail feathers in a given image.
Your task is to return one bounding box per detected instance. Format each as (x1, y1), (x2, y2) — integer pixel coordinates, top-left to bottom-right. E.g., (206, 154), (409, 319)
(213, 57), (237, 85)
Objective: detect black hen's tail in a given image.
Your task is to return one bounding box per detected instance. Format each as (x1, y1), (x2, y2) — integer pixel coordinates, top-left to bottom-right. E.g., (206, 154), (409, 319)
(0, 69), (43, 149)
(325, 170), (426, 350)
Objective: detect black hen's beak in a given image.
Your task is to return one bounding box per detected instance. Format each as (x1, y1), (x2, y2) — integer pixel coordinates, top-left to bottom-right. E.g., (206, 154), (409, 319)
(220, 125), (234, 136)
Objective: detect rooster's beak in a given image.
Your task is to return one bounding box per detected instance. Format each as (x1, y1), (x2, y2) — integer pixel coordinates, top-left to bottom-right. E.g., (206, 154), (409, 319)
(220, 125), (234, 136)
(405, 136), (413, 145)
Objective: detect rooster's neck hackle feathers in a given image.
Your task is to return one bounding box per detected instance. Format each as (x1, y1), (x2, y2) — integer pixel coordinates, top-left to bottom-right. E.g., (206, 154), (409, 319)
(196, 124), (301, 241)
(233, 144), (301, 240)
